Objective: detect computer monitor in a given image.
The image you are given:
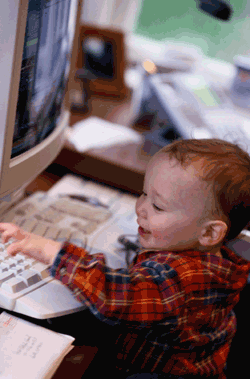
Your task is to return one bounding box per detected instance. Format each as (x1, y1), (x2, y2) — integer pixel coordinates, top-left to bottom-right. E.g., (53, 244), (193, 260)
(0, 0), (79, 214)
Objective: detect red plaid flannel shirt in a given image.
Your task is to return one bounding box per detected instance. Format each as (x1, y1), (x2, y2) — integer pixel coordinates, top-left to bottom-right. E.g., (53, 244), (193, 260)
(50, 242), (250, 377)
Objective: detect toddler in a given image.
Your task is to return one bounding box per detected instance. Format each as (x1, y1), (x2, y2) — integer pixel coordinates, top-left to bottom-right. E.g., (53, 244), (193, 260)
(1, 138), (250, 379)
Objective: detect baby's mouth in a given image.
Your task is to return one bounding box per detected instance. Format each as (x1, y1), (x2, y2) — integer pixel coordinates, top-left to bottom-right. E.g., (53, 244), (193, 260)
(138, 226), (151, 236)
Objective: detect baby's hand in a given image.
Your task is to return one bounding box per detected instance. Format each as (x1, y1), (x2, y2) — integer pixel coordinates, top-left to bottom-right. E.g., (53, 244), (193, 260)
(0, 223), (63, 265)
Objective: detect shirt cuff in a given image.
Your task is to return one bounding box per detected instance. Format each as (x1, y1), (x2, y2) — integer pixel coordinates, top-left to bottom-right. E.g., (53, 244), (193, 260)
(49, 242), (67, 275)
(49, 241), (87, 283)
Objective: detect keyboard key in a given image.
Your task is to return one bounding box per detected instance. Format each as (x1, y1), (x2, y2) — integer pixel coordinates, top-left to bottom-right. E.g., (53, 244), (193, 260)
(7, 258), (18, 265)
(70, 218), (89, 228)
(17, 262), (31, 270)
(0, 261), (16, 270)
(15, 264), (25, 272)
(36, 208), (64, 224)
(0, 252), (9, 260)
(9, 267), (23, 275)
(23, 258), (37, 266)
(0, 271), (15, 284)
(44, 226), (60, 240)
(16, 270), (41, 286)
(30, 262), (50, 279)
(20, 218), (38, 233)
(32, 222), (49, 237)
(11, 254), (25, 263)
(70, 220), (98, 235)
(58, 228), (71, 242)
(1, 277), (27, 293)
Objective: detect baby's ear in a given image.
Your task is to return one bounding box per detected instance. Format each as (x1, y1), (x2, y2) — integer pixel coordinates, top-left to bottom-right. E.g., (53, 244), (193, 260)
(199, 220), (228, 247)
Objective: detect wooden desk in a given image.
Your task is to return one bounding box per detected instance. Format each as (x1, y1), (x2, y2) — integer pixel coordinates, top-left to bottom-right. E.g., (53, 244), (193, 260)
(26, 138), (149, 196)
(51, 136), (149, 195)
(52, 345), (98, 379)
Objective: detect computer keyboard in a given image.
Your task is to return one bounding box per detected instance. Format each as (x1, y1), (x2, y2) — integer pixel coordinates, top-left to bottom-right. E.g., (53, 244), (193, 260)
(0, 238), (55, 308)
(0, 176), (139, 319)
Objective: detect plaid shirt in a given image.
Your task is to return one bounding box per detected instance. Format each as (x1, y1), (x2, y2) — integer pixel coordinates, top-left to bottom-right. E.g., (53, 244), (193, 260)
(50, 242), (250, 378)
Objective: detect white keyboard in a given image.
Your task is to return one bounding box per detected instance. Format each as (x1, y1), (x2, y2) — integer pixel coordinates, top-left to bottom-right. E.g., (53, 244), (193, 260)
(0, 175), (139, 319)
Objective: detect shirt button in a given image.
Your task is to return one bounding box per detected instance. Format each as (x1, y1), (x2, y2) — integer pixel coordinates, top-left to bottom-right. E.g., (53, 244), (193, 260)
(59, 267), (67, 276)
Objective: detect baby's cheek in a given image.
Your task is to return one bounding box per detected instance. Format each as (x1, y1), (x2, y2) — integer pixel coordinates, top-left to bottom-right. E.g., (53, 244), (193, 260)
(152, 230), (167, 240)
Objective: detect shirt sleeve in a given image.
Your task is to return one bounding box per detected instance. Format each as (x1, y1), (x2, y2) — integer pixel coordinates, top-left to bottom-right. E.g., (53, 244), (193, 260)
(49, 241), (185, 326)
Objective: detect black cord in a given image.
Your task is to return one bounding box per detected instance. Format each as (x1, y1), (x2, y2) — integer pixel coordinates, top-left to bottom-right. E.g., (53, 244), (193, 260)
(117, 234), (140, 267)
(118, 235), (140, 252)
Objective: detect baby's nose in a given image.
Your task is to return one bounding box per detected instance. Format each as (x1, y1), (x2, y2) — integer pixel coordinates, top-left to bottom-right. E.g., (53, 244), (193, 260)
(136, 197), (147, 219)
(137, 206), (147, 219)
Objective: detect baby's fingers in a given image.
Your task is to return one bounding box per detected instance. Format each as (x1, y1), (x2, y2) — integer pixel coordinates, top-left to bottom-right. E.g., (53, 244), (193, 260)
(6, 240), (24, 256)
(0, 223), (26, 243)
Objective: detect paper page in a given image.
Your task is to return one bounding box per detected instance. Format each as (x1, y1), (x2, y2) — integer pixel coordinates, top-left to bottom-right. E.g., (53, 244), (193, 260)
(0, 312), (74, 379)
(44, 345), (75, 379)
(47, 175), (88, 197)
(68, 116), (143, 152)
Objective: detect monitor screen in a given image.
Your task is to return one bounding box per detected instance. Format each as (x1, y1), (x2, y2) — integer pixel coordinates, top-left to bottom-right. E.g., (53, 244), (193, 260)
(0, 0), (79, 205)
(12, 0), (74, 158)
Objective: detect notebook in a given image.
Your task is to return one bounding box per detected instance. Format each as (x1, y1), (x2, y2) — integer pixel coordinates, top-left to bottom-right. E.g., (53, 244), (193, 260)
(0, 311), (75, 379)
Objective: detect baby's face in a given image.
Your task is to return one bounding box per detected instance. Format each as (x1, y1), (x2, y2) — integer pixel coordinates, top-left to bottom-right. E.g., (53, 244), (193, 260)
(136, 154), (209, 251)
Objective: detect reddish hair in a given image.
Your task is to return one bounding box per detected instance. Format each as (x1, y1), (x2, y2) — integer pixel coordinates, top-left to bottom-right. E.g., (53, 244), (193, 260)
(158, 139), (250, 241)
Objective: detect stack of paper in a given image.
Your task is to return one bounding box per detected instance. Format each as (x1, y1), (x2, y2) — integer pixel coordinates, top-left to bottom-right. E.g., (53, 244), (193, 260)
(67, 116), (144, 152)
(0, 312), (75, 379)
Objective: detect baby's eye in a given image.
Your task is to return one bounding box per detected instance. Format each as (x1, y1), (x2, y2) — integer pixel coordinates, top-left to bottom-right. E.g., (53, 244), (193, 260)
(153, 204), (164, 212)
(142, 191), (147, 197)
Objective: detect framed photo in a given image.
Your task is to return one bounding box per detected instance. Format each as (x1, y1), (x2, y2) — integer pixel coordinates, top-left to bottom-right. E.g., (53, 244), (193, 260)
(75, 25), (129, 99)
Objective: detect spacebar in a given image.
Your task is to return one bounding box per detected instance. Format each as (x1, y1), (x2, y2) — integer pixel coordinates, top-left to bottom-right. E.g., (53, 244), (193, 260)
(14, 280), (87, 319)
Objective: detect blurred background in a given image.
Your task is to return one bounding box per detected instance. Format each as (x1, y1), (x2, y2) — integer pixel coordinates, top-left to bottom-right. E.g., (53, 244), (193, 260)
(33, 0), (250, 196)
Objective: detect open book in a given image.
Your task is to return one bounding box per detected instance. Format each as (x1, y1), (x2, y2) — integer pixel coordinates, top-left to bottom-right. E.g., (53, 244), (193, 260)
(0, 312), (74, 379)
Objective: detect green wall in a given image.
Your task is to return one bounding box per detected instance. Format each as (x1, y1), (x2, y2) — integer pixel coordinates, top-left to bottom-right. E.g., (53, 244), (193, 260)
(135, 0), (250, 63)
